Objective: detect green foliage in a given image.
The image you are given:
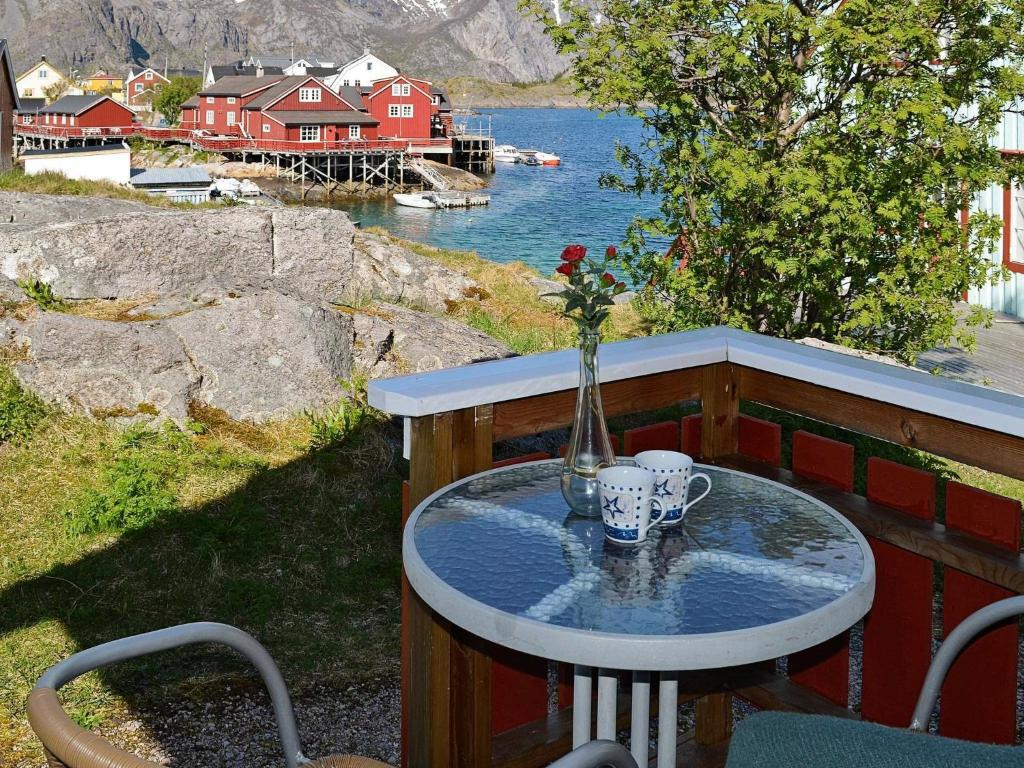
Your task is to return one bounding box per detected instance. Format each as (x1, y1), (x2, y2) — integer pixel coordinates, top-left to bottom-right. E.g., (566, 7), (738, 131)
(0, 366), (48, 444)
(306, 375), (381, 451)
(152, 76), (202, 125)
(526, 0), (1024, 361)
(17, 278), (67, 311)
(43, 79), (70, 104)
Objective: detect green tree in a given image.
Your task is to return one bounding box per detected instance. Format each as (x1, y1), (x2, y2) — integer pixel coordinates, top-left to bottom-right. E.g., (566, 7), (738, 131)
(526, 0), (1024, 360)
(152, 76), (202, 125)
(42, 79), (70, 104)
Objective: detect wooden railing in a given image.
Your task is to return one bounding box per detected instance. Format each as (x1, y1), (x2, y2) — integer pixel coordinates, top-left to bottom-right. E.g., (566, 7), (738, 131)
(367, 327), (1024, 767)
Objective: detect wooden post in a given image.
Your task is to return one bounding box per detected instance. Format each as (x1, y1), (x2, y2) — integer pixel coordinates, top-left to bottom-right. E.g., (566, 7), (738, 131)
(695, 692), (733, 746)
(404, 407), (494, 768)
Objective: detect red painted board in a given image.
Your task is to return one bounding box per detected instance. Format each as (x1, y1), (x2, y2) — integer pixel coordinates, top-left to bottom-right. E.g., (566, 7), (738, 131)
(681, 414), (703, 457)
(940, 482), (1021, 744)
(789, 432), (855, 704)
(493, 451), (552, 468)
(737, 415), (782, 466)
(861, 459), (936, 726)
(623, 421), (681, 456)
(491, 646), (550, 735)
(791, 431), (854, 492)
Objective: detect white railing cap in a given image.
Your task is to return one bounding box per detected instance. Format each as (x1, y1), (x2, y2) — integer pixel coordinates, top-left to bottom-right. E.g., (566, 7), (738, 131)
(367, 326), (1024, 439)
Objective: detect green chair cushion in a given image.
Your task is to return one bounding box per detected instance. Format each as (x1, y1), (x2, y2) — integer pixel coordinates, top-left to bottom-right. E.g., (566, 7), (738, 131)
(725, 712), (1024, 768)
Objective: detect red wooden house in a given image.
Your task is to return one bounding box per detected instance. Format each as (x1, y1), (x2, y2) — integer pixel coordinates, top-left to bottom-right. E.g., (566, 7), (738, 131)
(37, 95), (135, 132)
(363, 75), (435, 139)
(125, 67), (169, 107)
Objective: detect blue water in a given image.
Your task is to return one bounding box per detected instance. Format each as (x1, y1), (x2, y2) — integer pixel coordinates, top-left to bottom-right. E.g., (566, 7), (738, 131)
(329, 108), (664, 275)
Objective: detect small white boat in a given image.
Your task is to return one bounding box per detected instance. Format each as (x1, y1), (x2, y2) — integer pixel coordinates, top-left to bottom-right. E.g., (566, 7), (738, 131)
(239, 179), (261, 197)
(212, 178), (243, 199)
(535, 150), (561, 166)
(394, 191), (437, 209)
(494, 144), (520, 163)
(518, 149), (561, 167)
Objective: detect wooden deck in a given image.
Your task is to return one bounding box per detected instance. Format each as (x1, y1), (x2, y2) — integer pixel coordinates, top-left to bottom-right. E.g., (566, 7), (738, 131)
(917, 309), (1024, 396)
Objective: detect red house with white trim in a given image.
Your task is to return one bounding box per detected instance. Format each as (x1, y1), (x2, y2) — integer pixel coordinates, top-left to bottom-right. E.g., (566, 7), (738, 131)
(184, 75), (379, 143)
(37, 95), (135, 132)
(363, 75), (435, 140)
(125, 67), (169, 107)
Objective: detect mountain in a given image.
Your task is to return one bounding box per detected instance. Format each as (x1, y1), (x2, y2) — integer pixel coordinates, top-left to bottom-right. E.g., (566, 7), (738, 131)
(0, 0), (569, 83)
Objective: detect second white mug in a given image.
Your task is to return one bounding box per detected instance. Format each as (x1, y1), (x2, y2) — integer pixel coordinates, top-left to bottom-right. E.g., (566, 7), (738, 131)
(633, 450), (712, 525)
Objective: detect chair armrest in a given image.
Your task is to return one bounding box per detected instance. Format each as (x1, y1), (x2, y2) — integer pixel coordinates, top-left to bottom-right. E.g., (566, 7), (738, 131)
(910, 595), (1024, 731)
(33, 622), (306, 768)
(546, 740), (640, 768)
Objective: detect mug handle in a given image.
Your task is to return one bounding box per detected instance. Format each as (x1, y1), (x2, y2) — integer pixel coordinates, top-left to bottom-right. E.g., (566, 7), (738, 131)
(641, 497), (667, 536)
(683, 473), (712, 513)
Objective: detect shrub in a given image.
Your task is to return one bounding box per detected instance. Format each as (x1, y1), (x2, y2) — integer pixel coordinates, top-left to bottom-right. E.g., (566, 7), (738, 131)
(17, 279), (67, 311)
(0, 365), (48, 444)
(306, 376), (386, 455)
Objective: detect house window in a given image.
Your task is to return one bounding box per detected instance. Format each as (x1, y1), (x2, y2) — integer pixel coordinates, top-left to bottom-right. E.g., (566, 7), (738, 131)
(226, 112), (236, 126)
(22, 115), (32, 124)
(135, 83), (144, 93)
(349, 124), (360, 139)
(205, 110), (214, 124)
(355, 79), (361, 87)
(61, 115), (66, 125)
(206, 96), (214, 104)
(300, 125), (320, 142)
(431, 95), (440, 105)
(145, 71), (153, 80)
(401, 104), (414, 118)
(343, 79), (349, 86)
(263, 123), (271, 132)
(299, 87), (322, 103)
(39, 69), (47, 79)
(69, 116), (75, 126)
(391, 83), (411, 97)
(1006, 183), (1024, 272)
(367, 62), (373, 71)
(227, 96), (236, 104)
(388, 104), (400, 118)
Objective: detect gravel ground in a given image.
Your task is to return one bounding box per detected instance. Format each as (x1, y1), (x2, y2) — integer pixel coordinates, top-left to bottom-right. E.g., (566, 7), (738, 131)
(91, 678), (400, 768)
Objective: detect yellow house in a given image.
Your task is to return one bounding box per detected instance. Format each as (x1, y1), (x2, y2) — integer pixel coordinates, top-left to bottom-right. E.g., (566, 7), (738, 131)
(84, 70), (124, 94)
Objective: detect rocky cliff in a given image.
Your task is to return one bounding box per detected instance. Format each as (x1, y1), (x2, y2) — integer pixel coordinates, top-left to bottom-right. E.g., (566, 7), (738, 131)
(0, 193), (510, 424)
(1, 0), (569, 83)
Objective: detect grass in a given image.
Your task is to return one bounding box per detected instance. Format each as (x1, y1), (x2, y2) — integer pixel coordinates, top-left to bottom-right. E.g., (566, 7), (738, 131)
(0, 169), (221, 210)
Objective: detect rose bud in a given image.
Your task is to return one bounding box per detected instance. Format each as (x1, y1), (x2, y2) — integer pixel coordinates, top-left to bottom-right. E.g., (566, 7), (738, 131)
(606, 245), (618, 258)
(601, 272), (616, 287)
(556, 262), (575, 277)
(561, 244), (587, 262)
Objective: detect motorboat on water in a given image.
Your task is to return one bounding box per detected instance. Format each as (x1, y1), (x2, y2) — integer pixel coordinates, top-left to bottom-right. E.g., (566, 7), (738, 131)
(494, 144), (521, 163)
(518, 149), (561, 166)
(393, 191), (438, 209)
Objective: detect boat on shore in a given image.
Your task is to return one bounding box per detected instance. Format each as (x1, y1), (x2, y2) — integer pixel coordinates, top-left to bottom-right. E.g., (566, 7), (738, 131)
(494, 144), (521, 163)
(394, 190), (491, 209)
(394, 191), (438, 209)
(518, 149), (561, 166)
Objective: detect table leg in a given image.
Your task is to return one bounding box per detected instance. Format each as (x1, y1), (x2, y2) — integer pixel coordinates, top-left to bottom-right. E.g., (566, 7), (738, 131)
(597, 670), (618, 741)
(657, 672), (678, 768)
(631, 672), (650, 765)
(573, 665), (592, 749)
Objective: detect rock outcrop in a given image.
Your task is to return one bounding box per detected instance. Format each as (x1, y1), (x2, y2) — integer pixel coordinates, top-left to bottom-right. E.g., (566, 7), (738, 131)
(0, 193), (511, 424)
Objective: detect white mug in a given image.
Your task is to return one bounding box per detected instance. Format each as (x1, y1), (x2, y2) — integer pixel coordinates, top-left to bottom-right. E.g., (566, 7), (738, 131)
(633, 450), (712, 525)
(597, 465), (667, 546)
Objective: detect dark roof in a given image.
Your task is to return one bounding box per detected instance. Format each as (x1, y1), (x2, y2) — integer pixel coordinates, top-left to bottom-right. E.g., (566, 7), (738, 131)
(265, 110), (379, 126)
(242, 76), (313, 110)
(22, 143), (128, 157)
(130, 167), (212, 187)
(16, 97), (45, 113)
(0, 40), (19, 112)
(167, 68), (201, 79)
(40, 95), (113, 115)
(336, 85), (367, 111)
(210, 64), (284, 81)
(199, 75), (287, 97)
(303, 66), (337, 77)
(431, 87), (452, 111)
(181, 95), (200, 108)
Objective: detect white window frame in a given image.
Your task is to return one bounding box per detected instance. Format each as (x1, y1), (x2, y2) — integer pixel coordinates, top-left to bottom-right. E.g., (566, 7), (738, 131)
(343, 79), (349, 86)
(348, 124), (361, 139)
(227, 96), (236, 104)
(205, 109), (214, 124)
(431, 95), (440, 106)
(299, 125), (320, 142)
(39, 69), (47, 79)
(367, 62), (373, 71)
(226, 111), (236, 126)
(263, 123), (271, 133)
(401, 104), (414, 118)
(135, 83), (144, 93)
(1011, 183), (1024, 265)
(69, 116), (75, 126)
(61, 114), (66, 125)
(388, 104), (400, 118)
(206, 96), (214, 104)
(22, 115), (32, 125)
(298, 87), (322, 103)
(145, 71), (153, 80)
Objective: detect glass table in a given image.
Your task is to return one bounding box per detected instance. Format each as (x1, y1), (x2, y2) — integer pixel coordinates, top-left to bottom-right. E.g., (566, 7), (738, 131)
(404, 460), (876, 766)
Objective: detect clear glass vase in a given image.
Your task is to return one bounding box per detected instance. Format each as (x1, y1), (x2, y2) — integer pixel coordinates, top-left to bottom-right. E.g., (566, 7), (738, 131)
(561, 329), (617, 516)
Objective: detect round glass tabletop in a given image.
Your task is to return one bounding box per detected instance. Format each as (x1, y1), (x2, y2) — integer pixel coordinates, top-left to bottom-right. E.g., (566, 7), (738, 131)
(404, 460), (875, 670)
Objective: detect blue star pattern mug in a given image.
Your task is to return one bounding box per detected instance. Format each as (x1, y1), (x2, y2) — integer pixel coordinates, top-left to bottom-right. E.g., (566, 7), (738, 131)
(597, 465), (667, 546)
(633, 450), (712, 525)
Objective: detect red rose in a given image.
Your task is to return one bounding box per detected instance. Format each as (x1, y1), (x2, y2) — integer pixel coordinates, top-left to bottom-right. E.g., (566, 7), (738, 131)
(601, 272), (616, 287)
(606, 245), (618, 258)
(561, 244), (587, 263)
(614, 281), (627, 294)
(556, 262), (575, 277)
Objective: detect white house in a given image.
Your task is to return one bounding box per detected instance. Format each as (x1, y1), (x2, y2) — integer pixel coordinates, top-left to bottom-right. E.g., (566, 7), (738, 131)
(15, 57), (82, 100)
(324, 51), (398, 91)
(23, 143), (131, 185)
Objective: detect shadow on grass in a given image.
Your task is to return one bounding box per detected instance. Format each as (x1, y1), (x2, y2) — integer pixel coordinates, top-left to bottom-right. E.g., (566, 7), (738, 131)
(0, 426), (405, 758)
